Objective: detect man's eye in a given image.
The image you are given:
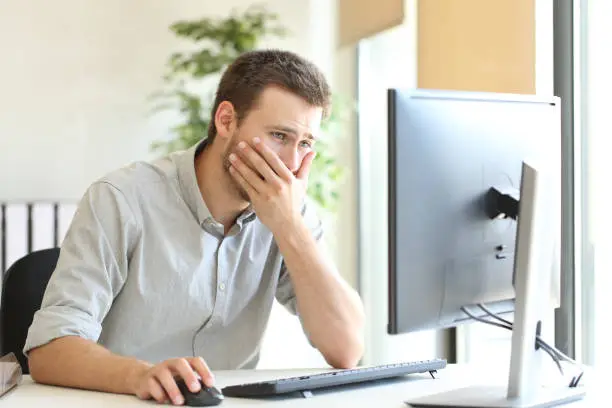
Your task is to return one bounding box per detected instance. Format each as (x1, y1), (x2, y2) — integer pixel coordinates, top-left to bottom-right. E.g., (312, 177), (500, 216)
(299, 140), (313, 148)
(271, 132), (285, 140)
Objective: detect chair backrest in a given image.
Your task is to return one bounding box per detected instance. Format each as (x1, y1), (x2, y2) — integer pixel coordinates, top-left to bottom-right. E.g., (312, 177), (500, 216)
(0, 247), (60, 374)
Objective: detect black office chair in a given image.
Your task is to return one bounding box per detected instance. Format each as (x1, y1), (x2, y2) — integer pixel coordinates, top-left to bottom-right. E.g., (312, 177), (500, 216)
(0, 247), (60, 374)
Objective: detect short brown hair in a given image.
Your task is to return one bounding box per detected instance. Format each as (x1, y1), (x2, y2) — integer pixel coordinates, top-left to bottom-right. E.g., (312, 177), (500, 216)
(207, 49), (331, 141)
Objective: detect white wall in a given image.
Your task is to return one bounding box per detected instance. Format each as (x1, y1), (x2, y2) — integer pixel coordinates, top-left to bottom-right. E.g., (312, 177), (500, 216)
(0, 0), (353, 369)
(0, 0), (313, 201)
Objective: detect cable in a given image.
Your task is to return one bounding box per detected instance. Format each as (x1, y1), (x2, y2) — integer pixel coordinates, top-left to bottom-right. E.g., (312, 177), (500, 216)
(476, 303), (512, 326)
(477, 304), (580, 367)
(464, 304), (585, 388)
(475, 304), (558, 358)
(460, 307), (564, 375)
(461, 306), (512, 331)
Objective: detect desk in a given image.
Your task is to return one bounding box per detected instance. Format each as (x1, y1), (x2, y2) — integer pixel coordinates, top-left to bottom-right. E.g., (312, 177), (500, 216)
(0, 365), (601, 407)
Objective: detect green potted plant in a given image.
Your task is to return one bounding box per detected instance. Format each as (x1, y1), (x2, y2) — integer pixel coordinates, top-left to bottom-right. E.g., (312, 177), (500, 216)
(149, 4), (349, 212)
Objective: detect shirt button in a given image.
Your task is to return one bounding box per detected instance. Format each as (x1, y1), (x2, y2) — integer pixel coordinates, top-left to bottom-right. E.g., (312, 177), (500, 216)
(218, 282), (226, 291)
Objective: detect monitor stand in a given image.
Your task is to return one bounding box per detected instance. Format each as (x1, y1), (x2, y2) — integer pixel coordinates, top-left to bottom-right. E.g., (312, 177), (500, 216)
(405, 162), (586, 408)
(404, 385), (585, 408)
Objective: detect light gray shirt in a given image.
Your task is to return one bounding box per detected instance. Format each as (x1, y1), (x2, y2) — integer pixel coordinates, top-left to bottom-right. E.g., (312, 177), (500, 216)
(24, 139), (322, 369)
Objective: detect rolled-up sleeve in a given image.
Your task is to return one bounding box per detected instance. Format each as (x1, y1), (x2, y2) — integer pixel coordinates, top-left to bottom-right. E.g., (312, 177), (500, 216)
(23, 180), (139, 356)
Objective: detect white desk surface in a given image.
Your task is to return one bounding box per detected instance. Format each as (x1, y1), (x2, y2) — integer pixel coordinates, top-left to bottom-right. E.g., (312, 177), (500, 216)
(0, 364), (602, 407)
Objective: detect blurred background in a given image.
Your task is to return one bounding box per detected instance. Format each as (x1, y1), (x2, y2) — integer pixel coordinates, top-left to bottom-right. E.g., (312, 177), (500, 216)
(0, 0), (608, 376)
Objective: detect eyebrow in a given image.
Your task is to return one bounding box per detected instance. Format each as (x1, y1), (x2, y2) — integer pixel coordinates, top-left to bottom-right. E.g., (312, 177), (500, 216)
(268, 125), (317, 141)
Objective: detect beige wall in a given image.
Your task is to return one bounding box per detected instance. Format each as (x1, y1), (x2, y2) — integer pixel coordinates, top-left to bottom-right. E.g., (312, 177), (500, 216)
(417, 0), (536, 94)
(416, 0), (543, 365)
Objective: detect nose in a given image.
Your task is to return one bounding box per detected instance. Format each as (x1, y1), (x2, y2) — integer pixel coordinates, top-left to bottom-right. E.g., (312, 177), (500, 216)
(278, 145), (301, 174)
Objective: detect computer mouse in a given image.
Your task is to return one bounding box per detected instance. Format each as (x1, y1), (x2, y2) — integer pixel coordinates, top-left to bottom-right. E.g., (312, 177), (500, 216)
(176, 378), (224, 406)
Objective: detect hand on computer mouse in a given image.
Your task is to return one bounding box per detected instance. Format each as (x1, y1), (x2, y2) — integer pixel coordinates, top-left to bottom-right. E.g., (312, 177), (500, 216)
(129, 356), (214, 406)
(176, 378), (224, 406)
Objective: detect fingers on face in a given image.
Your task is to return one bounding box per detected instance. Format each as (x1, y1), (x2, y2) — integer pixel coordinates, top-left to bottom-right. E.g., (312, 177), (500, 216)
(252, 138), (294, 181)
(230, 137), (314, 196)
(229, 161), (256, 196)
(296, 150), (316, 180)
(229, 153), (266, 192)
(234, 138), (293, 181)
(236, 141), (278, 182)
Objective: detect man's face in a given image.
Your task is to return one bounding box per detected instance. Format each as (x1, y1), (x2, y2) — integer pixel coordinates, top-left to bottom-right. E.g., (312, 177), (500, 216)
(218, 87), (323, 201)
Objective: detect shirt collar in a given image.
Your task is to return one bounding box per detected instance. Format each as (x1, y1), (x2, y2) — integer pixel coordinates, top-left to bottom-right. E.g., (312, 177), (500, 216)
(176, 138), (256, 230)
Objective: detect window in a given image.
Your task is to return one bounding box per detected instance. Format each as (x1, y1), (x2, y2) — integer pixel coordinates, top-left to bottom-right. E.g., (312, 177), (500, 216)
(577, 0), (611, 369)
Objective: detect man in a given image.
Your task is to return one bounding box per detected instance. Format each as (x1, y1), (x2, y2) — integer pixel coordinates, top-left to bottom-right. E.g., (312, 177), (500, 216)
(24, 49), (365, 406)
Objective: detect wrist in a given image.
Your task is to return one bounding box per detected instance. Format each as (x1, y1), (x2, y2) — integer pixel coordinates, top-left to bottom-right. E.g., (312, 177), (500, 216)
(273, 214), (310, 248)
(125, 360), (151, 394)
(267, 207), (302, 234)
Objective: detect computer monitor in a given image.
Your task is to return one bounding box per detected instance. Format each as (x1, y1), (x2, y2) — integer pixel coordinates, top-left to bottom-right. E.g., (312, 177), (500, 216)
(386, 89), (585, 407)
(387, 88), (561, 335)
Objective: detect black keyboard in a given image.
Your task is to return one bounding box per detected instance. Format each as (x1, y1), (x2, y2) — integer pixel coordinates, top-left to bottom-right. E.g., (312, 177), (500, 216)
(221, 358), (447, 397)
